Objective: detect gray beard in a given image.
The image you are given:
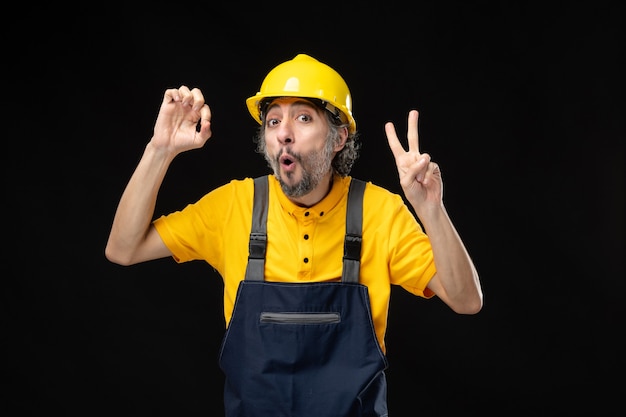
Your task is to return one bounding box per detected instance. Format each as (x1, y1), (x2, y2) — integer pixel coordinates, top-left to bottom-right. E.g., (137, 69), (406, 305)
(265, 143), (334, 198)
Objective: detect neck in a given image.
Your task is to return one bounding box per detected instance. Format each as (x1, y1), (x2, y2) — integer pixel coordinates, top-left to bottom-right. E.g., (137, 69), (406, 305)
(288, 171), (334, 207)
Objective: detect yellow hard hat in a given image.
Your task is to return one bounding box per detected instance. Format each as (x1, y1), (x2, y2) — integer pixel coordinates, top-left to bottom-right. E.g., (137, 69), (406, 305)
(246, 54), (356, 133)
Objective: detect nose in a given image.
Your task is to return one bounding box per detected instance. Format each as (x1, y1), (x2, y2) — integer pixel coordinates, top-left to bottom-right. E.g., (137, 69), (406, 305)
(276, 120), (294, 145)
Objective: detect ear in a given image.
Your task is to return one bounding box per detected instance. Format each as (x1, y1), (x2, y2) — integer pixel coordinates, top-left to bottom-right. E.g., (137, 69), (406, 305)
(334, 126), (349, 152)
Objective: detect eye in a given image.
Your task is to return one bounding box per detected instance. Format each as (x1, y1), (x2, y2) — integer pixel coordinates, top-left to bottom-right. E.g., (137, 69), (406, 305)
(297, 113), (312, 122)
(267, 118), (279, 127)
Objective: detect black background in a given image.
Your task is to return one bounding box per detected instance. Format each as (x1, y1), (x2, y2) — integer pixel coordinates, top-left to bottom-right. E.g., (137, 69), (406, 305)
(5, 2), (624, 416)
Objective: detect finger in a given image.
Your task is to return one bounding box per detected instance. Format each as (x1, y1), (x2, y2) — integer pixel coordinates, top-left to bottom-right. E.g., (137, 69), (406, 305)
(422, 160), (440, 185)
(407, 109), (420, 154)
(385, 121), (406, 159)
(402, 151), (430, 181)
(197, 104), (212, 136)
(197, 120), (212, 139)
(200, 103), (212, 123)
(175, 85), (192, 107)
(163, 87), (181, 104)
(405, 154), (430, 183)
(190, 87), (206, 112)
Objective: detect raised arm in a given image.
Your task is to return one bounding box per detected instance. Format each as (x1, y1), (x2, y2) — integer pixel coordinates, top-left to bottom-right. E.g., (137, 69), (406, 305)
(105, 86), (212, 266)
(385, 110), (483, 314)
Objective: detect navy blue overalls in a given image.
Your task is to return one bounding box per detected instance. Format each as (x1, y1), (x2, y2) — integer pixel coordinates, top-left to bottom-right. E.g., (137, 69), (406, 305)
(219, 176), (389, 417)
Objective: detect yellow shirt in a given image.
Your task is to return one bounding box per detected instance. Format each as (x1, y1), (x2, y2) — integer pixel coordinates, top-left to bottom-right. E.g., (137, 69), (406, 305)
(153, 174), (436, 353)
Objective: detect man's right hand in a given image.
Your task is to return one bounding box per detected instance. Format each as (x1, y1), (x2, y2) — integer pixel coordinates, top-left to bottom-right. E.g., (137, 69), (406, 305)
(152, 85), (212, 154)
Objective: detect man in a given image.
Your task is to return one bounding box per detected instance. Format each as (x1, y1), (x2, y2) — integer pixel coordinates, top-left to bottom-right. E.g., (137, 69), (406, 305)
(106, 53), (482, 416)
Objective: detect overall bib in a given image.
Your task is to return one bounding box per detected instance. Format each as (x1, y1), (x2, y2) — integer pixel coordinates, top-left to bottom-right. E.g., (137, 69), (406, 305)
(219, 176), (389, 417)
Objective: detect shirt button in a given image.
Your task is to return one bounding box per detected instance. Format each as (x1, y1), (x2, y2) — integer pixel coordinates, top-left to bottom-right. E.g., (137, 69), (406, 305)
(303, 258), (309, 263)
(304, 234), (309, 240)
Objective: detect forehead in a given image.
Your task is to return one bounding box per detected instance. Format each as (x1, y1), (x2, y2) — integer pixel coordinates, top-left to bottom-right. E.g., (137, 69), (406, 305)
(265, 97), (320, 112)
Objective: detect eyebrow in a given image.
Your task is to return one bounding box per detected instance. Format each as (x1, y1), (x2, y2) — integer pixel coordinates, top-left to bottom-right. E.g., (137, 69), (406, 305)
(261, 98), (346, 126)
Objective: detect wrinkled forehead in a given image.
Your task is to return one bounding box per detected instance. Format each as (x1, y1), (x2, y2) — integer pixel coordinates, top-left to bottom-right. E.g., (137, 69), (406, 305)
(261, 97), (322, 115)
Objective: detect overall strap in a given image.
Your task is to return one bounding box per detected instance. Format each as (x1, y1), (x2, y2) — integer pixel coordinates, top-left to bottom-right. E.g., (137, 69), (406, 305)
(244, 176), (366, 283)
(244, 176), (269, 281)
(341, 178), (365, 284)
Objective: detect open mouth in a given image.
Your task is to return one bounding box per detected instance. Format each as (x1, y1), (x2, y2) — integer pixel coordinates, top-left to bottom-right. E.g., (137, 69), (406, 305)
(279, 154), (296, 167)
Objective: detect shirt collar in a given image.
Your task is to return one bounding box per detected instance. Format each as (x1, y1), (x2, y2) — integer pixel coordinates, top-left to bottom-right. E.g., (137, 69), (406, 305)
(270, 174), (351, 219)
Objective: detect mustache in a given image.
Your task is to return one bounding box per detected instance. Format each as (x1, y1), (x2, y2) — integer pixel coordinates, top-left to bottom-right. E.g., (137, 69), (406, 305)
(277, 148), (301, 164)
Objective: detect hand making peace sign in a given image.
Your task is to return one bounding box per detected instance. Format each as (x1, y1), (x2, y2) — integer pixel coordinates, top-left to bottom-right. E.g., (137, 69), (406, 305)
(385, 110), (443, 216)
